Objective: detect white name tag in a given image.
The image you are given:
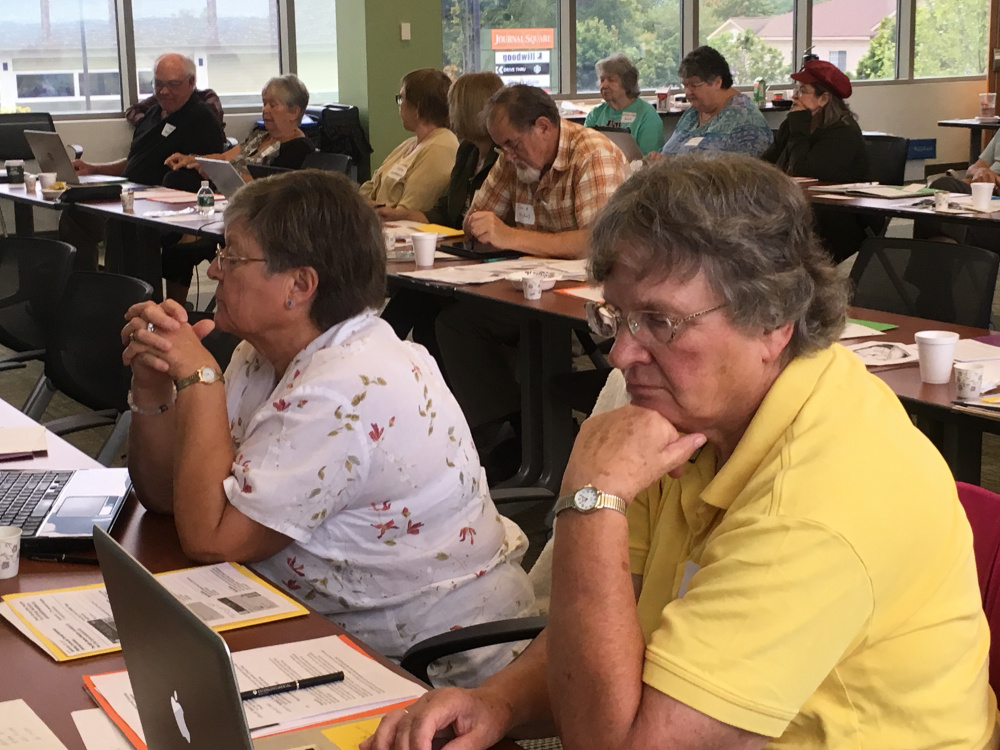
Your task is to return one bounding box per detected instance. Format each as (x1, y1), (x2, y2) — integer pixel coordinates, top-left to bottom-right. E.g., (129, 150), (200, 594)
(678, 560), (700, 598)
(387, 162), (408, 181)
(161, 123), (176, 137)
(685, 136), (704, 147)
(515, 202), (535, 225)
(620, 111), (637, 124)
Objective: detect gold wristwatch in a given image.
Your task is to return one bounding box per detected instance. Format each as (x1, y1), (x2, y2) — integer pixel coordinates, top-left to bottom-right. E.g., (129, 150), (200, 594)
(175, 366), (225, 393)
(553, 485), (627, 517)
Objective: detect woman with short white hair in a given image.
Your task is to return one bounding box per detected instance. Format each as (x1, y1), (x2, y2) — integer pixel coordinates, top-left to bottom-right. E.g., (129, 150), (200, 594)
(584, 53), (664, 154)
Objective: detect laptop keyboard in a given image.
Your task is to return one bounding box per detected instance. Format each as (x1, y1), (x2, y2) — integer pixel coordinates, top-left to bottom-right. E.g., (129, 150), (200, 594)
(0, 471), (73, 537)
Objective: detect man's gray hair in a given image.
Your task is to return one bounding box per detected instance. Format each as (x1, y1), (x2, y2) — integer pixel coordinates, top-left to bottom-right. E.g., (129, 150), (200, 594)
(595, 53), (641, 99)
(153, 53), (196, 80)
(590, 153), (847, 359)
(263, 74), (310, 124)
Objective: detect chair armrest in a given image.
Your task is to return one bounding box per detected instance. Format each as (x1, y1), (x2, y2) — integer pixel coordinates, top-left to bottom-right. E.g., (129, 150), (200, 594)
(400, 615), (547, 684)
(43, 409), (118, 437)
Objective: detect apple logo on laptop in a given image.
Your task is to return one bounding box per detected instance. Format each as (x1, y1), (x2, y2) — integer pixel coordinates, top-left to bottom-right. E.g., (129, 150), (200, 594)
(170, 691), (191, 742)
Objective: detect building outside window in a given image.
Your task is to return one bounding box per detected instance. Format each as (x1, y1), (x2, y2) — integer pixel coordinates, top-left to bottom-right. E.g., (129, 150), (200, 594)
(913, 0), (987, 78)
(702, 0), (793, 87)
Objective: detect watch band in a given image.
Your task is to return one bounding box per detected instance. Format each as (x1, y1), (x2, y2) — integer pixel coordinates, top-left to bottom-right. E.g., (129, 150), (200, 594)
(553, 485), (627, 517)
(175, 366), (224, 393)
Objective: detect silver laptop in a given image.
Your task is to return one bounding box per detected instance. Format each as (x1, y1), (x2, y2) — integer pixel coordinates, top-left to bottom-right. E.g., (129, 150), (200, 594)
(195, 157), (246, 200)
(2, 468), (131, 553)
(23, 130), (129, 185)
(94, 527), (339, 750)
(592, 125), (645, 162)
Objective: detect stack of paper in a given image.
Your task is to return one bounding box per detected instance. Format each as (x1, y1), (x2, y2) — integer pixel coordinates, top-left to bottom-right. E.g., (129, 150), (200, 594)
(0, 699), (68, 749)
(0, 425), (47, 461)
(0, 562), (307, 661)
(85, 635), (424, 748)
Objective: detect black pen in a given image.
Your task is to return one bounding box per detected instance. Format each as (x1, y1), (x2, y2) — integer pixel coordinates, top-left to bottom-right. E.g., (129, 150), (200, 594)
(27, 553), (100, 565)
(240, 671), (345, 700)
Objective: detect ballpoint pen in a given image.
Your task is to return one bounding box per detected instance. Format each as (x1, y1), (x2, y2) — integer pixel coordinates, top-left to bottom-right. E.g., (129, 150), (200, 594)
(240, 671), (345, 700)
(27, 553), (100, 565)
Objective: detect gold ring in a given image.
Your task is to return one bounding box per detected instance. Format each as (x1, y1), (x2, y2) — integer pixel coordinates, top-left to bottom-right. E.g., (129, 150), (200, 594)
(147, 321), (156, 333)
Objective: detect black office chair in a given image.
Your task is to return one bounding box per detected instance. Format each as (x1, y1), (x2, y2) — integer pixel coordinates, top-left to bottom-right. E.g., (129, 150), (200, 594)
(0, 238), (77, 391)
(849, 237), (999, 328)
(302, 151), (353, 175)
(864, 134), (909, 186)
(24, 272), (154, 465)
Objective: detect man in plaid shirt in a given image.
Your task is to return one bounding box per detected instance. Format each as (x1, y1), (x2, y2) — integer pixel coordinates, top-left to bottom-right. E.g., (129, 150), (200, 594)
(438, 85), (632, 479)
(463, 84), (630, 259)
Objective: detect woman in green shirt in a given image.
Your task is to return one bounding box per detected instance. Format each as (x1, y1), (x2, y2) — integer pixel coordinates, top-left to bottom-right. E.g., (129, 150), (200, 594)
(584, 53), (665, 155)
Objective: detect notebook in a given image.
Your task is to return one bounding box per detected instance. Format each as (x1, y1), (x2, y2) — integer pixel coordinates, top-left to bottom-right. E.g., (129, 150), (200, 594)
(23, 130), (130, 186)
(93, 527), (341, 750)
(194, 157), (246, 199)
(1, 468), (130, 553)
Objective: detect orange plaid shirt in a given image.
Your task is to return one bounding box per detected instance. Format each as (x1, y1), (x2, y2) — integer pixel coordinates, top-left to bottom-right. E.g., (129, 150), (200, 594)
(469, 119), (629, 233)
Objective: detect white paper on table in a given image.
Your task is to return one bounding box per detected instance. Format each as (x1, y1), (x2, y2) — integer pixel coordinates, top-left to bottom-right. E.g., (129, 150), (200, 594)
(0, 699), (68, 749)
(87, 635), (425, 742)
(71, 709), (132, 750)
(898, 339), (1000, 363)
(839, 322), (886, 340)
(400, 258), (588, 285)
(0, 602), (48, 650)
(3, 562), (306, 661)
(846, 341), (917, 367)
(947, 195), (1000, 214)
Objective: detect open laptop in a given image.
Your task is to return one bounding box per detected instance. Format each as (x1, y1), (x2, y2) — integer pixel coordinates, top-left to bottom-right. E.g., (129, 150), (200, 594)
(94, 527), (339, 750)
(246, 163), (292, 180)
(2, 468), (130, 553)
(195, 157), (247, 200)
(23, 130), (129, 185)
(591, 125), (645, 162)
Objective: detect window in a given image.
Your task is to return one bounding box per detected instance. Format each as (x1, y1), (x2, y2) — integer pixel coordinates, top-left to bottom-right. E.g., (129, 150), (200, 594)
(443, 0), (561, 93)
(701, 0), (793, 86)
(295, 0), (338, 105)
(131, 0), (280, 109)
(913, 0), (988, 78)
(828, 50), (846, 70)
(0, 0), (122, 114)
(825, 0), (894, 81)
(576, 0), (682, 92)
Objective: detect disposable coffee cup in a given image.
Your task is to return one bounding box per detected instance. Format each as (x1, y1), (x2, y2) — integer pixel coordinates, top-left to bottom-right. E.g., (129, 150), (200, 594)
(0, 526), (21, 579)
(955, 362), (984, 400)
(980, 92), (997, 118)
(972, 182), (994, 211)
(121, 188), (134, 213)
(383, 229), (396, 253)
(5, 160), (24, 185)
(411, 232), (437, 267)
(23, 173), (37, 192)
(38, 172), (57, 190)
(914, 330), (959, 384)
(934, 192), (949, 210)
(523, 275), (543, 300)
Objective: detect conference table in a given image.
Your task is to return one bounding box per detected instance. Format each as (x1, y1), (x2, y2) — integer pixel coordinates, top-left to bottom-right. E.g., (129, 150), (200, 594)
(938, 118), (1000, 164)
(0, 402), (520, 750)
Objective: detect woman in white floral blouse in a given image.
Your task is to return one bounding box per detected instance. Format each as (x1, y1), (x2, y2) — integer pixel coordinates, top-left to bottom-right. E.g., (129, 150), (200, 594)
(121, 169), (535, 686)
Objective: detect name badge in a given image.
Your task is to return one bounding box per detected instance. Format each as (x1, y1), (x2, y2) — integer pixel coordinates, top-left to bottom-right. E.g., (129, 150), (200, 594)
(161, 123), (176, 137)
(515, 202), (535, 225)
(685, 136), (704, 147)
(387, 162), (408, 181)
(678, 560), (700, 598)
(620, 111), (637, 125)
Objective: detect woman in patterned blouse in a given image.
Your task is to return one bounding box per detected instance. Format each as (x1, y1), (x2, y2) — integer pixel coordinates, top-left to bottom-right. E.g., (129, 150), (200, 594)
(122, 170), (535, 687)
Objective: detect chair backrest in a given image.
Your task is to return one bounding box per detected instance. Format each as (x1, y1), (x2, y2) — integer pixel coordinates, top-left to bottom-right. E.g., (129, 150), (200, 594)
(849, 237), (999, 328)
(44, 271), (153, 413)
(314, 104), (373, 181)
(955, 482), (1000, 693)
(0, 112), (56, 161)
(302, 151), (353, 175)
(863, 134), (909, 185)
(0, 237), (76, 353)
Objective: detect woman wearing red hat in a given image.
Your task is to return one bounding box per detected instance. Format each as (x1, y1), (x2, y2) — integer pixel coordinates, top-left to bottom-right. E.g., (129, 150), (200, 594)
(763, 60), (868, 182)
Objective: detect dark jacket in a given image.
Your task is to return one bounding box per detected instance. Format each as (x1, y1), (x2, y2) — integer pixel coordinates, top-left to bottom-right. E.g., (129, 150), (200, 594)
(424, 140), (499, 229)
(762, 108), (868, 183)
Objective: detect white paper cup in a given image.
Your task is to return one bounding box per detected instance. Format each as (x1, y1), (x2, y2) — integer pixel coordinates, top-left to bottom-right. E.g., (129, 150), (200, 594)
(38, 172), (58, 190)
(955, 362), (984, 400)
(972, 182), (993, 211)
(523, 276), (543, 300)
(0, 526), (22, 579)
(383, 229), (396, 253)
(411, 232), (437, 267)
(934, 192), (948, 210)
(121, 189), (134, 213)
(914, 330), (959, 384)
(23, 173), (37, 192)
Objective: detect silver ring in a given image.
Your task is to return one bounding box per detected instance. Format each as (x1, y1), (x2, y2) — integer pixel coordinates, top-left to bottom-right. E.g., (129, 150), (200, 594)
(129, 332), (136, 342)
(146, 321), (156, 333)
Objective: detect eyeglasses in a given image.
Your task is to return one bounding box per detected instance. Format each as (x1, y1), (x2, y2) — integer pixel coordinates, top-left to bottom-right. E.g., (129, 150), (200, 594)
(213, 246), (267, 271)
(792, 84), (814, 96)
(585, 300), (726, 345)
(682, 80), (708, 92)
(153, 78), (190, 91)
(495, 133), (528, 157)
(395, 94), (404, 105)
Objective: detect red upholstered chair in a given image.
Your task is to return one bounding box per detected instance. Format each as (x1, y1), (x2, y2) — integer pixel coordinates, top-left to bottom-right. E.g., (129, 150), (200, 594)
(955, 481), (1000, 692)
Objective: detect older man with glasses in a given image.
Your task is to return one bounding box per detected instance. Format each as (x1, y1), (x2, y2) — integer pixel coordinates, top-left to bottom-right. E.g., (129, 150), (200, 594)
(366, 154), (997, 750)
(62, 53), (225, 270)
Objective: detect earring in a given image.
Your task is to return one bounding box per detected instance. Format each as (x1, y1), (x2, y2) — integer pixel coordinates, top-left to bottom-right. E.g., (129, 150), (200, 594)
(286, 299), (293, 309)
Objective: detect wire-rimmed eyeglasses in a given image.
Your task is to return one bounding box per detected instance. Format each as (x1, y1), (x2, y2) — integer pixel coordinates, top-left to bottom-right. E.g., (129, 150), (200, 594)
(585, 300), (726, 345)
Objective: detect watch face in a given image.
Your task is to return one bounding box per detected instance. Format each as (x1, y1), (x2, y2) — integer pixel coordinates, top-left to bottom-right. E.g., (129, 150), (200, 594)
(575, 486), (599, 511)
(200, 367), (218, 383)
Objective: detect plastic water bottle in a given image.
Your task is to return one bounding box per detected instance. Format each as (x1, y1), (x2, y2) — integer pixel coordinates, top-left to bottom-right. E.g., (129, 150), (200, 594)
(196, 180), (215, 216)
